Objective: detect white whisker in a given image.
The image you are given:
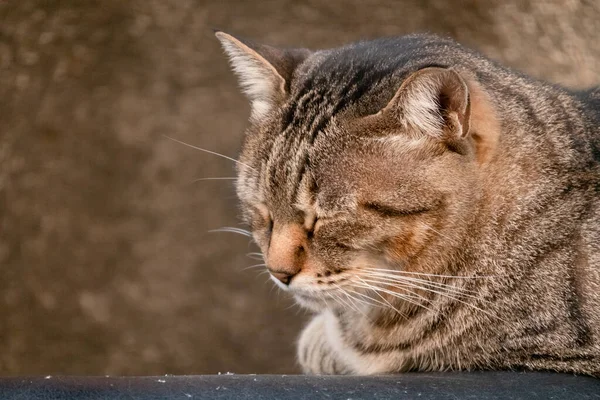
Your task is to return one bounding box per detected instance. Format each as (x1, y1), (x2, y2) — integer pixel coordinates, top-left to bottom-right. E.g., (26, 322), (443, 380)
(359, 275), (505, 322)
(355, 278), (410, 318)
(362, 270), (480, 297)
(344, 288), (395, 310)
(325, 291), (351, 311)
(336, 286), (369, 308)
(163, 135), (255, 171)
(246, 252), (264, 261)
(356, 277), (434, 314)
(362, 266), (498, 279)
(361, 276), (467, 303)
(243, 263), (266, 271)
(209, 227), (253, 237)
(191, 177), (238, 183)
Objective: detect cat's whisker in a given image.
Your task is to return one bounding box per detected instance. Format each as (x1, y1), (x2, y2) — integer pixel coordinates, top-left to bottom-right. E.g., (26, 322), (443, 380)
(330, 290), (361, 314)
(360, 275), (505, 322)
(323, 291), (345, 310)
(354, 281), (429, 315)
(334, 285), (372, 309)
(355, 277), (433, 315)
(344, 287), (397, 311)
(355, 281), (439, 315)
(333, 288), (370, 318)
(362, 266), (499, 279)
(209, 227), (253, 237)
(246, 252), (264, 261)
(269, 282), (281, 296)
(361, 270), (498, 307)
(360, 274), (480, 304)
(340, 289), (379, 310)
(332, 283), (380, 308)
(356, 275), (429, 301)
(362, 270), (480, 297)
(191, 177), (238, 183)
(360, 276), (457, 305)
(242, 263), (267, 271)
(163, 135), (256, 171)
(355, 278), (410, 318)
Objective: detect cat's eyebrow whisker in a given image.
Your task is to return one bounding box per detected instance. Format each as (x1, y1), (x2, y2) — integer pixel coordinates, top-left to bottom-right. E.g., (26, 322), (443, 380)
(420, 222), (455, 242)
(209, 227), (253, 237)
(163, 135), (256, 171)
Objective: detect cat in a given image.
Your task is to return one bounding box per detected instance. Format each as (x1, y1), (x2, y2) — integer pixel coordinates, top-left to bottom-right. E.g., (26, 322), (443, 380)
(215, 31), (600, 376)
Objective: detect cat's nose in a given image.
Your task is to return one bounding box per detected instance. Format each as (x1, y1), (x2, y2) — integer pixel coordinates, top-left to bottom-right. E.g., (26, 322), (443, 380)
(270, 270), (295, 285)
(267, 223), (307, 285)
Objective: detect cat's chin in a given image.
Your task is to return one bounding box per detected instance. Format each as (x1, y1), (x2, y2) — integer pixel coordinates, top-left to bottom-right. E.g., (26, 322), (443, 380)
(292, 292), (346, 313)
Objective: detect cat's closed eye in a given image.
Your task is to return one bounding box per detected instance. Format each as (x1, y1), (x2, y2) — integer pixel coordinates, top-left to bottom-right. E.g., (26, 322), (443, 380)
(360, 201), (433, 218)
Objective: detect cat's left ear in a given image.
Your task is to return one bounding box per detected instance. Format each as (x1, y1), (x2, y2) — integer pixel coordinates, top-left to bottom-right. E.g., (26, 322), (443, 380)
(215, 31), (311, 121)
(383, 67), (471, 139)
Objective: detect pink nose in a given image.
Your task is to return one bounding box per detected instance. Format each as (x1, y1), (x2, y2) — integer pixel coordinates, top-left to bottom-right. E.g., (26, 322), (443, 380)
(266, 223), (307, 284)
(270, 271), (295, 285)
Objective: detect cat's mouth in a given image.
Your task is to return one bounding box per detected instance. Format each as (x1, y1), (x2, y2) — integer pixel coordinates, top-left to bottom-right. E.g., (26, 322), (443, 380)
(282, 274), (359, 311)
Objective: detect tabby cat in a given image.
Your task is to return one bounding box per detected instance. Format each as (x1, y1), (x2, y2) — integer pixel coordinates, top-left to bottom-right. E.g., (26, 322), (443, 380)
(215, 31), (600, 376)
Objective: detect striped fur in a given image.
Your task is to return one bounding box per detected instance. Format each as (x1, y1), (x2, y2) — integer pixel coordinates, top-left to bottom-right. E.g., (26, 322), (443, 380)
(218, 33), (600, 376)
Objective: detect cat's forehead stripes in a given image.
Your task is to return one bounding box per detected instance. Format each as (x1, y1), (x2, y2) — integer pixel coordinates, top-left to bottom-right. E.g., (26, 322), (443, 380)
(261, 58), (394, 211)
(253, 35), (488, 218)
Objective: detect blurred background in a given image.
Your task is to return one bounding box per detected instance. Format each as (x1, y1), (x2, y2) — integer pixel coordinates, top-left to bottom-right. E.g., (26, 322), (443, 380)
(1, 0), (599, 375)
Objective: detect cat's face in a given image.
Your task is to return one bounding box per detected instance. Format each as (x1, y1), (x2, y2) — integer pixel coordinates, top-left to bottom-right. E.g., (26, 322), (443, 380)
(236, 107), (479, 311)
(217, 32), (491, 312)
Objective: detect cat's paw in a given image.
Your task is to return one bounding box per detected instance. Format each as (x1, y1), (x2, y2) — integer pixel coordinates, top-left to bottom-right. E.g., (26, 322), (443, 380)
(297, 313), (350, 375)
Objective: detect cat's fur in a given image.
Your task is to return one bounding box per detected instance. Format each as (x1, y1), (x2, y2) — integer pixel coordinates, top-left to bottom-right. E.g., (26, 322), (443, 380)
(216, 32), (600, 376)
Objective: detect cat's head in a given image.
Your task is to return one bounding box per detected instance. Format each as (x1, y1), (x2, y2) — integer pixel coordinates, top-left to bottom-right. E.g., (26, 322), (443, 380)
(216, 32), (499, 312)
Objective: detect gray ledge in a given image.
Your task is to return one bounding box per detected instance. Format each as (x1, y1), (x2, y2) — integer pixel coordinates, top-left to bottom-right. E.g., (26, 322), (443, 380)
(1, 372), (599, 399)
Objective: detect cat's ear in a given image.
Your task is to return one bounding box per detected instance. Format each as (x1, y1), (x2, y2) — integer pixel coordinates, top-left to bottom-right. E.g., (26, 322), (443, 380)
(383, 67), (471, 139)
(215, 31), (311, 121)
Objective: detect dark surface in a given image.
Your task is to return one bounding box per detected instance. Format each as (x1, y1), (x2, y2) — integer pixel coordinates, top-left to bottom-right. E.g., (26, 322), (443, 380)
(1, 373), (600, 400)
(1, 0), (599, 375)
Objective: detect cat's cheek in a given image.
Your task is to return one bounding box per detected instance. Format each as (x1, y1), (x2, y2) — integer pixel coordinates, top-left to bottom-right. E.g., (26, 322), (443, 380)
(383, 221), (435, 263)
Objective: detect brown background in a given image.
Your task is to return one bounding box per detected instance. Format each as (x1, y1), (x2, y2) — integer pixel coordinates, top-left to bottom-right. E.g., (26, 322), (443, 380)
(1, 0), (599, 375)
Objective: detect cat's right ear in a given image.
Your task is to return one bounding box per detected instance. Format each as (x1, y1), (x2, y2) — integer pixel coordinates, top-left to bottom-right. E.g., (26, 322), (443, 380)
(215, 31), (311, 122)
(376, 67), (500, 163)
(381, 67), (471, 139)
